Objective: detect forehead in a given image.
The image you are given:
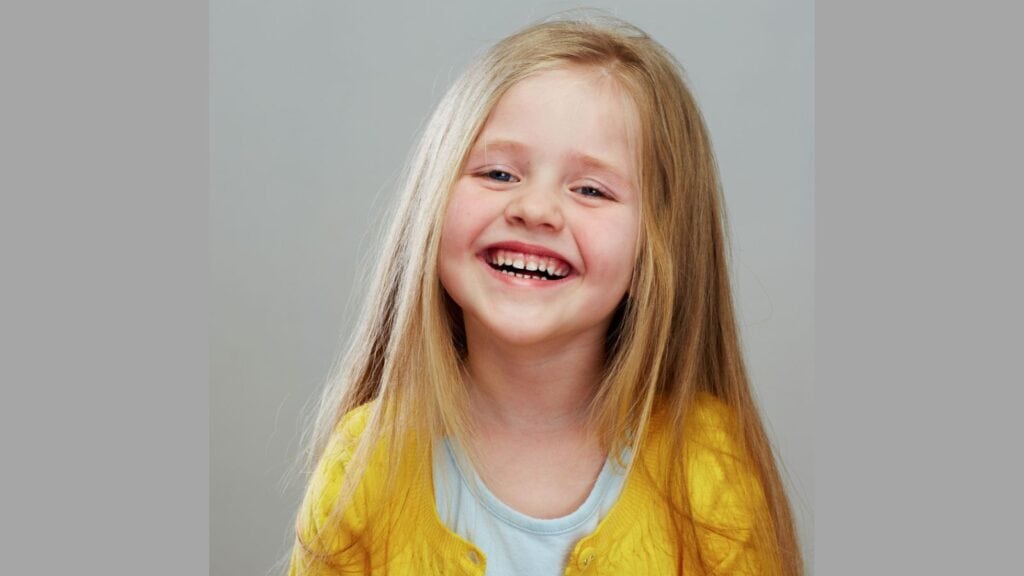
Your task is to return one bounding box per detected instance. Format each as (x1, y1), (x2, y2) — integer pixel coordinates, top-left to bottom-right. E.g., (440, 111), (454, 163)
(473, 66), (641, 185)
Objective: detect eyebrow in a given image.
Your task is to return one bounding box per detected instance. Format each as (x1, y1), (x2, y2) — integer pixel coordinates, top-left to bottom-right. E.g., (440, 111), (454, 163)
(472, 138), (634, 187)
(472, 138), (531, 167)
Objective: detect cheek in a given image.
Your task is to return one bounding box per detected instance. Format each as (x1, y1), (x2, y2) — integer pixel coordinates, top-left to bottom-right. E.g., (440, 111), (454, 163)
(440, 181), (502, 252)
(579, 215), (639, 288)
(437, 184), (489, 292)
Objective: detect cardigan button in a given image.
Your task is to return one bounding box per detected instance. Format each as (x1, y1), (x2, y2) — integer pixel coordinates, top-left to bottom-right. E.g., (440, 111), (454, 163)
(578, 547), (597, 570)
(466, 549), (481, 565)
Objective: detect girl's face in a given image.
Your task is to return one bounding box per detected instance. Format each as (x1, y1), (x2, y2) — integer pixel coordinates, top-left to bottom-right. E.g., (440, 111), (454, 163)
(438, 65), (641, 351)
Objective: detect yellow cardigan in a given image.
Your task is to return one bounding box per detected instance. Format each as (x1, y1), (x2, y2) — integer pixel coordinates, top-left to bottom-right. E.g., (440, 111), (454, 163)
(289, 394), (777, 575)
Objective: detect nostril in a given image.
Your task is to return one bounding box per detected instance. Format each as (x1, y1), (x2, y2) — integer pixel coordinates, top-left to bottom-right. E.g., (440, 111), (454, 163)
(504, 192), (564, 229)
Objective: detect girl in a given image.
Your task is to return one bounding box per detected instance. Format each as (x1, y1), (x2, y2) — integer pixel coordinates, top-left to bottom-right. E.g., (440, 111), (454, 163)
(288, 15), (803, 576)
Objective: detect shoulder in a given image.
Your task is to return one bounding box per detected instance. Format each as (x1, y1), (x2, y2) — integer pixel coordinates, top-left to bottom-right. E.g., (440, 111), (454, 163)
(655, 393), (778, 574)
(685, 392), (746, 459)
(646, 392), (747, 465)
(682, 393), (761, 519)
(324, 402), (375, 465)
(293, 402), (378, 562)
(310, 402), (376, 499)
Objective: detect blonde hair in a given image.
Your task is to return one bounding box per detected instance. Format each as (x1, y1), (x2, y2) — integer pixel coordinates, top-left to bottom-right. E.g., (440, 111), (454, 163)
(295, 14), (802, 575)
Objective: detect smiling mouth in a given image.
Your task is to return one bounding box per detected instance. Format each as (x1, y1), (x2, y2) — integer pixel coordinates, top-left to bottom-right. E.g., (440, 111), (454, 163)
(484, 249), (572, 281)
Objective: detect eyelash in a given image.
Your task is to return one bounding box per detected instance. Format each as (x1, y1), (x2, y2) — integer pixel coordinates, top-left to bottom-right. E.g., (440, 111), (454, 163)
(478, 169), (610, 199)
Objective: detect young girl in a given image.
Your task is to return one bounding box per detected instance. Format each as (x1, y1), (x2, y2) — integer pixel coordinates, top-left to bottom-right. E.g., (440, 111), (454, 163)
(288, 16), (803, 576)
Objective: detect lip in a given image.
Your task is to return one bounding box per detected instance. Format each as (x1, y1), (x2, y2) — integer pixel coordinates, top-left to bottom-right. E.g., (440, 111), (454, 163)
(476, 240), (577, 286)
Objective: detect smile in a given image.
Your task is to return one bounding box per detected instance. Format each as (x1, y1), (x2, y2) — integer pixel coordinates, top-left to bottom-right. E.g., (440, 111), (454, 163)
(483, 248), (572, 281)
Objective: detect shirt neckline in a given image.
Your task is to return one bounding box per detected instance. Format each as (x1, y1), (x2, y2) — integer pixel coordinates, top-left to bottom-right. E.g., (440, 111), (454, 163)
(441, 437), (628, 536)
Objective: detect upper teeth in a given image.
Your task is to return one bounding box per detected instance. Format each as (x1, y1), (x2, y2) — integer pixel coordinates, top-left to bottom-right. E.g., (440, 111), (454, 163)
(490, 250), (570, 277)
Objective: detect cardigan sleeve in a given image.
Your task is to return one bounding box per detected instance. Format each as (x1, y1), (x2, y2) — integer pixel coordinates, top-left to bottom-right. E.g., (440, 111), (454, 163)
(684, 395), (780, 575)
(288, 403), (375, 576)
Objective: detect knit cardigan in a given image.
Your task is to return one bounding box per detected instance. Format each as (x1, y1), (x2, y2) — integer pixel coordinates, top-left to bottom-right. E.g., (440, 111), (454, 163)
(288, 393), (778, 575)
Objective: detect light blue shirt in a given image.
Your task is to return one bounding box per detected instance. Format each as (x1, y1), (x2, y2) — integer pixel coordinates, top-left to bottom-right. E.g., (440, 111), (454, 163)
(433, 437), (632, 576)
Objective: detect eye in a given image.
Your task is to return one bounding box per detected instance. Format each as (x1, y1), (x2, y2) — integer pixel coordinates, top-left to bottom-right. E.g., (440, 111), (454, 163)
(481, 169), (518, 183)
(575, 185), (609, 199)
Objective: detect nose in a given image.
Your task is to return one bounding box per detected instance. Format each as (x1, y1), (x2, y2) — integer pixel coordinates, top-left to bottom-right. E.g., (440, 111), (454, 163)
(503, 178), (565, 232)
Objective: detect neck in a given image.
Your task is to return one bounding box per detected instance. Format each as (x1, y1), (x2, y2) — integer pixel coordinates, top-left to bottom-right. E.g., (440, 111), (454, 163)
(462, 318), (607, 435)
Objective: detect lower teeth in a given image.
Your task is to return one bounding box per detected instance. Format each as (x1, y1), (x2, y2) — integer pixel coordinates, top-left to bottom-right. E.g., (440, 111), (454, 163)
(501, 269), (550, 280)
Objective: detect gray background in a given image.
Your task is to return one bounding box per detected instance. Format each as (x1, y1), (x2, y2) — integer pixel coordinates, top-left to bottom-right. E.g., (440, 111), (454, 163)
(4, 1), (1022, 575)
(211, 2), (813, 575)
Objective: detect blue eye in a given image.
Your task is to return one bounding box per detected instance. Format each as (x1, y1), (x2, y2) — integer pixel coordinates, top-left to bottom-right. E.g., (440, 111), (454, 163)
(484, 170), (517, 183)
(577, 186), (607, 199)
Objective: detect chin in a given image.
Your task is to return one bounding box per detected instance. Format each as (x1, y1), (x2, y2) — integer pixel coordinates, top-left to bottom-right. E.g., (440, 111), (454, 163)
(463, 313), (555, 349)
(487, 324), (556, 348)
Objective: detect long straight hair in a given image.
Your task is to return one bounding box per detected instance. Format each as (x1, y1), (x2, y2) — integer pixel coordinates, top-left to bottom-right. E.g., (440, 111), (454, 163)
(295, 14), (802, 575)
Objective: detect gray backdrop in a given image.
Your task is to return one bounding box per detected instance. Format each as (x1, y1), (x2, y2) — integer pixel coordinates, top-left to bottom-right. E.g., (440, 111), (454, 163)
(211, 1), (813, 574)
